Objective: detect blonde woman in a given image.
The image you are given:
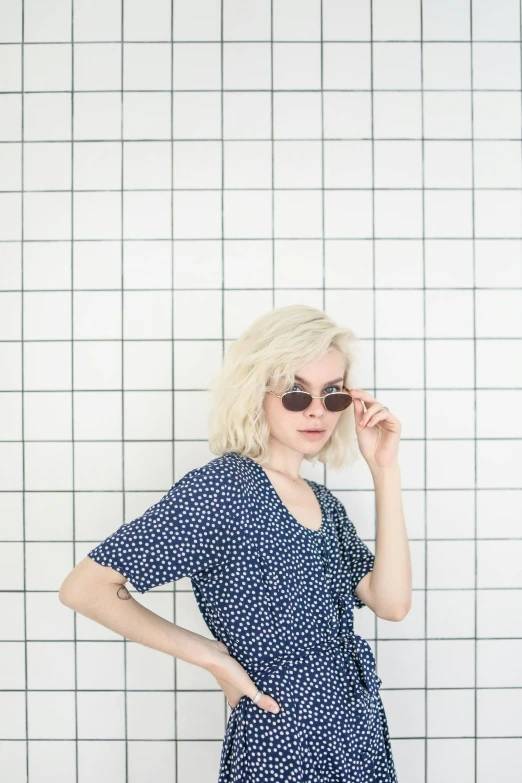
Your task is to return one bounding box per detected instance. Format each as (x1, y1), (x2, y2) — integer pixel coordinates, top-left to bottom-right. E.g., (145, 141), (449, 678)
(60, 304), (411, 782)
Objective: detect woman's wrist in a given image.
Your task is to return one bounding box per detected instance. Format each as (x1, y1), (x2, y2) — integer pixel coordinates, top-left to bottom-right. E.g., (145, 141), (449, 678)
(196, 636), (224, 671)
(168, 625), (221, 670)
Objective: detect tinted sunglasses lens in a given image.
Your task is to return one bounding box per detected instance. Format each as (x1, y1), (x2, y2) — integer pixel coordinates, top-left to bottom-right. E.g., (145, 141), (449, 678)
(281, 392), (312, 411)
(325, 393), (352, 412)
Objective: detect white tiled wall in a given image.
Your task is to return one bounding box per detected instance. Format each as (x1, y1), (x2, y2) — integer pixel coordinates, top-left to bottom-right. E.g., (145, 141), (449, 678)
(1, 0), (522, 781)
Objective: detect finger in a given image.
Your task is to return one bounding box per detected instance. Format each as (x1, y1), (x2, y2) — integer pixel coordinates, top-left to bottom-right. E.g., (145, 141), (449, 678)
(365, 410), (390, 428)
(251, 690), (281, 714)
(349, 388), (378, 405)
(358, 402), (382, 427)
(352, 396), (366, 422)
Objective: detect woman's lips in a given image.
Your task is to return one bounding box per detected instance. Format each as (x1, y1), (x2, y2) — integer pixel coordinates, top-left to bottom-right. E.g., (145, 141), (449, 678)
(299, 430), (326, 440)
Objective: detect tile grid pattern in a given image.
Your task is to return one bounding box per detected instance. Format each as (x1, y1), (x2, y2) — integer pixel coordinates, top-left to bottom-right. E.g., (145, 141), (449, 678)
(1, 1), (522, 781)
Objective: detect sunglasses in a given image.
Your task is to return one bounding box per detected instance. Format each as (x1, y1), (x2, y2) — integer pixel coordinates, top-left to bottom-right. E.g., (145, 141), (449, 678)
(268, 385), (353, 413)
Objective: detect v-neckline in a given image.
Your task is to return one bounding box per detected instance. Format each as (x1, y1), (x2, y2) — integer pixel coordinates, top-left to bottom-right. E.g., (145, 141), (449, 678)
(244, 454), (326, 536)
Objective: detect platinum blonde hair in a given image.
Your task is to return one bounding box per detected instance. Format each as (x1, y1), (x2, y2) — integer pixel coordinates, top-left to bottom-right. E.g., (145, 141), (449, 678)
(208, 304), (361, 470)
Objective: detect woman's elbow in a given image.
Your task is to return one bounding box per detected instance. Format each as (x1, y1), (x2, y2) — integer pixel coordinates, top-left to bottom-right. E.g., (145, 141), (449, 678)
(376, 602), (411, 622)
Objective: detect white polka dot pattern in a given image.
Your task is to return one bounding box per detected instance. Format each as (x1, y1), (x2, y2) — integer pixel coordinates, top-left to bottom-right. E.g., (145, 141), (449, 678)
(87, 458), (243, 592)
(329, 492), (376, 610)
(87, 451), (399, 782)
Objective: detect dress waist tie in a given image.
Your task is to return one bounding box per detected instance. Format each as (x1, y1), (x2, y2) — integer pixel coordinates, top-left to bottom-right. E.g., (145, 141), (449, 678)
(248, 629), (382, 699)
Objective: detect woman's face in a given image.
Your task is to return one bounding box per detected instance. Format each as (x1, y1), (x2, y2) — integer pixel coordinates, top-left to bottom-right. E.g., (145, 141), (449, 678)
(263, 348), (348, 456)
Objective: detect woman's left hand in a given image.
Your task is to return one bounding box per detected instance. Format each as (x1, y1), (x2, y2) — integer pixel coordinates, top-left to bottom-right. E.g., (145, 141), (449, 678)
(349, 388), (402, 471)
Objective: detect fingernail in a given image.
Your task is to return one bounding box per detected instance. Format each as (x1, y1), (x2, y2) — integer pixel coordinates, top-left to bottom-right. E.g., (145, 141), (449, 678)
(271, 706), (279, 713)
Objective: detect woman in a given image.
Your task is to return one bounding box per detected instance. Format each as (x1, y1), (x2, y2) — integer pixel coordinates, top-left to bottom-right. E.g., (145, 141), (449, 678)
(60, 304), (411, 782)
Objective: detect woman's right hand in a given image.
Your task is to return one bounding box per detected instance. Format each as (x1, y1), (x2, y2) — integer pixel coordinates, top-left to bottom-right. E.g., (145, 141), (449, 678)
(206, 640), (281, 714)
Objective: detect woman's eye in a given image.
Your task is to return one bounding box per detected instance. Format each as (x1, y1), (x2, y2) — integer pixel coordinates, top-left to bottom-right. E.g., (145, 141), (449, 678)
(289, 384), (340, 394)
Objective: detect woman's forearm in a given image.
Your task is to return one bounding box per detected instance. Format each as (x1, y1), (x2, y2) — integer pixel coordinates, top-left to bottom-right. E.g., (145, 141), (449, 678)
(368, 462), (412, 619)
(59, 583), (216, 670)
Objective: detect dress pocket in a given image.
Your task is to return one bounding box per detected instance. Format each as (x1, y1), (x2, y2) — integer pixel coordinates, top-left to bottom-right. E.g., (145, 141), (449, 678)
(228, 693), (248, 715)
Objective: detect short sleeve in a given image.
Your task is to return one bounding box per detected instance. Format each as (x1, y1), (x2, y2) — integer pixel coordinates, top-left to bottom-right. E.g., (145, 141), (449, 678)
(331, 493), (375, 609)
(87, 457), (242, 593)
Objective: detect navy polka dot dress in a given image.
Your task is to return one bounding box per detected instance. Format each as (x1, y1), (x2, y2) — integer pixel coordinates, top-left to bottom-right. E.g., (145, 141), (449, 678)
(87, 451), (399, 782)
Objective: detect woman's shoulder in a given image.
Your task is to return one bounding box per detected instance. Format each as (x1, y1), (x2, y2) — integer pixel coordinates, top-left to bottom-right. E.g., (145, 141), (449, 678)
(185, 451), (241, 478)
(178, 451), (249, 499)
(193, 451), (248, 477)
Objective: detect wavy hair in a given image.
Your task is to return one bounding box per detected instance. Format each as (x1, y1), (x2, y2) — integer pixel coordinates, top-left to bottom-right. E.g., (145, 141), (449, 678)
(207, 304), (362, 470)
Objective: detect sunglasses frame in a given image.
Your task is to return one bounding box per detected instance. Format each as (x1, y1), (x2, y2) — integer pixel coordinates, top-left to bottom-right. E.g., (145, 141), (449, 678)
(268, 385), (353, 412)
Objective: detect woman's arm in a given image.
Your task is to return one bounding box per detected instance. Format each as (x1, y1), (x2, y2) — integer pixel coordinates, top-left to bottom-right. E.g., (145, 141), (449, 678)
(59, 556), (215, 667)
(59, 555), (281, 714)
(356, 463), (412, 620)
(346, 388), (411, 621)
